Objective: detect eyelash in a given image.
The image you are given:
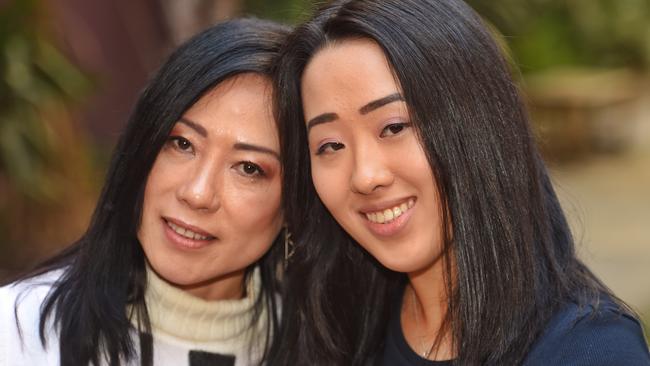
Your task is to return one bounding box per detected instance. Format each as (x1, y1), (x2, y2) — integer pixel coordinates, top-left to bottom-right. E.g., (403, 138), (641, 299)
(380, 121), (411, 137)
(315, 142), (345, 155)
(315, 121), (411, 155)
(234, 161), (266, 177)
(167, 136), (194, 154)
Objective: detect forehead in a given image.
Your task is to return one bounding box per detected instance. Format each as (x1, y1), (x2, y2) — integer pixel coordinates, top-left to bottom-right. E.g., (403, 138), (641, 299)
(301, 38), (401, 111)
(183, 73), (278, 146)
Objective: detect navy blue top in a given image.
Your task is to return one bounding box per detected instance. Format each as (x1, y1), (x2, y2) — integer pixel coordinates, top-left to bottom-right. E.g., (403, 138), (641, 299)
(381, 293), (650, 365)
(523, 299), (650, 365)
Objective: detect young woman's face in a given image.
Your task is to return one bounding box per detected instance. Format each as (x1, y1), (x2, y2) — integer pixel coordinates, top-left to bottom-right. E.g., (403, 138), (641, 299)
(138, 73), (282, 300)
(301, 38), (445, 274)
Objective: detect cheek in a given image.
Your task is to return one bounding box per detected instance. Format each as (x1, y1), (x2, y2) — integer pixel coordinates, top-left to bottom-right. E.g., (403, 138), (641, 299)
(225, 180), (283, 229)
(405, 145), (445, 241)
(140, 162), (164, 224)
(311, 162), (346, 213)
(142, 155), (178, 202)
(401, 138), (436, 186)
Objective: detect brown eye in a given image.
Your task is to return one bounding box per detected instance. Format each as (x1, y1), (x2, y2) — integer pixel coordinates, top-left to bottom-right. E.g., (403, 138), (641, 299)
(388, 125), (404, 134)
(176, 138), (192, 150)
(235, 161), (265, 177)
(316, 142), (345, 155)
(167, 136), (194, 154)
(380, 122), (411, 137)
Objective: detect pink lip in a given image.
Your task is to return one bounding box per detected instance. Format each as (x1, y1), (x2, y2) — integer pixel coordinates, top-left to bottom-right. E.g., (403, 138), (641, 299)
(361, 200), (415, 237)
(162, 217), (216, 250)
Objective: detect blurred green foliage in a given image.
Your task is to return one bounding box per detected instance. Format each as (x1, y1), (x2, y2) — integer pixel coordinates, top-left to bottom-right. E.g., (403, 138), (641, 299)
(244, 0), (319, 24)
(466, 0), (650, 72)
(0, 0), (92, 202)
(244, 0), (650, 72)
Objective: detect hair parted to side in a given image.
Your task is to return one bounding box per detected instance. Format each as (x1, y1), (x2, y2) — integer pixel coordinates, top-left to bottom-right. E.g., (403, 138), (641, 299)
(11, 18), (290, 366)
(270, 1), (626, 365)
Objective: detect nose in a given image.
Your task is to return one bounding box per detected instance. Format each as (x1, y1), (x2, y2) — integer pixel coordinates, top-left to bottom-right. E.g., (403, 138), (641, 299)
(176, 161), (221, 212)
(349, 141), (394, 195)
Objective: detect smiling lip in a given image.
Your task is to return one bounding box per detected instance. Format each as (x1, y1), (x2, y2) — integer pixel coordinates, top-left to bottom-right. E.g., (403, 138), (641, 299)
(162, 217), (217, 250)
(359, 197), (416, 237)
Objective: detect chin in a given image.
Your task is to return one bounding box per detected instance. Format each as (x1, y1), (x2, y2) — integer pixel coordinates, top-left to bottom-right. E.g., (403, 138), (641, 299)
(148, 257), (197, 285)
(378, 258), (422, 274)
(372, 247), (442, 274)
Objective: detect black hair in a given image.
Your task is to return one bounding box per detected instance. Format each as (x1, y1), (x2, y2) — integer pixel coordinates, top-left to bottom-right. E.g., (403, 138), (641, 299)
(11, 18), (290, 366)
(270, 1), (628, 365)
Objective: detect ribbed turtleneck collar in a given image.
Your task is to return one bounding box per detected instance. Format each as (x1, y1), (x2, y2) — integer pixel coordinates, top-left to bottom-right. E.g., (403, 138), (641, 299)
(143, 265), (264, 343)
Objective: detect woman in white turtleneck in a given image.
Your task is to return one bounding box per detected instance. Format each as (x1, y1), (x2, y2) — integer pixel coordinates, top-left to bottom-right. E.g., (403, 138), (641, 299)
(0, 18), (289, 366)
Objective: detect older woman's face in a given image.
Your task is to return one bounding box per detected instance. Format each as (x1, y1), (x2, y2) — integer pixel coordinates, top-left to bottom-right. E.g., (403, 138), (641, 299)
(301, 38), (445, 274)
(138, 73), (282, 300)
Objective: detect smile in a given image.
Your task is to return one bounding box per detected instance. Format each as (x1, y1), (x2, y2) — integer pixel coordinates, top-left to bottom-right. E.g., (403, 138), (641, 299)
(364, 198), (415, 224)
(165, 219), (214, 241)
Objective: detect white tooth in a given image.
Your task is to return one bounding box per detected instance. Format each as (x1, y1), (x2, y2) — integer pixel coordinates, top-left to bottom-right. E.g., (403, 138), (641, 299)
(393, 207), (402, 218)
(366, 213), (373, 221)
(370, 212), (377, 222)
(400, 203), (408, 212)
(384, 209), (394, 221)
(408, 199), (414, 208)
(167, 220), (210, 240)
(376, 212), (385, 223)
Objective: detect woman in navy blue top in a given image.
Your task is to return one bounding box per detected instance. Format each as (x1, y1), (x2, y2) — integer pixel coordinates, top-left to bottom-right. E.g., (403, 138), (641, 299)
(268, 0), (650, 365)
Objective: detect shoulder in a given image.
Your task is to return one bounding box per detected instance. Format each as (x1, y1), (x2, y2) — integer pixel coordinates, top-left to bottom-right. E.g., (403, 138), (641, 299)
(0, 270), (65, 365)
(525, 297), (650, 366)
(1, 269), (63, 296)
(0, 269), (64, 316)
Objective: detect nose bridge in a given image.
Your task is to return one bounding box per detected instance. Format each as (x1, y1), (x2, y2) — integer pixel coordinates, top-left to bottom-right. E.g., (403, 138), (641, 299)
(350, 136), (393, 194)
(178, 154), (221, 211)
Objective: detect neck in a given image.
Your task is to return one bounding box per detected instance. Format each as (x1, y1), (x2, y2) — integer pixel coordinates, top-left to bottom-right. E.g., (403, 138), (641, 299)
(407, 257), (448, 333)
(173, 269), (247, 301)
(402, 255), (455, 360)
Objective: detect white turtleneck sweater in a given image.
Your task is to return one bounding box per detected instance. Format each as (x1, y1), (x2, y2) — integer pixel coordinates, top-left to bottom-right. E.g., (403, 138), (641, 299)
(0, 267), (270, 366)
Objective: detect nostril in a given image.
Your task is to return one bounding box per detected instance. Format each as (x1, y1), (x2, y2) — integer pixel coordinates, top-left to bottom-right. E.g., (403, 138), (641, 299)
(350, 169), (394, 195)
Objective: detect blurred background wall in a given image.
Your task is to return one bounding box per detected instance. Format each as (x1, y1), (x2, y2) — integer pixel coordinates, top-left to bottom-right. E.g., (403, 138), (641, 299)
(1, 0), (648, 336)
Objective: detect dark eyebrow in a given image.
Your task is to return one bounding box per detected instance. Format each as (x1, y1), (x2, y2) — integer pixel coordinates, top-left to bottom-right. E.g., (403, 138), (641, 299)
(306, 93), (405, 133)
(359, 93), (404, 115)
(178, 117), (208, 137)
(306, 112), (339, 132)
(233, 142), (280, 161)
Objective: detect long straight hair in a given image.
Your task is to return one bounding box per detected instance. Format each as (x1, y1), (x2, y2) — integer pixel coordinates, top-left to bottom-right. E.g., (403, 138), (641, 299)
(11, 18), (290, 366)
(270, 1), (625, 365)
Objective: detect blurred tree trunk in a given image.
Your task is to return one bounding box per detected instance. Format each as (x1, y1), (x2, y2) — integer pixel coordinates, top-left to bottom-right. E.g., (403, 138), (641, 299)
(160, 0), (244, 45)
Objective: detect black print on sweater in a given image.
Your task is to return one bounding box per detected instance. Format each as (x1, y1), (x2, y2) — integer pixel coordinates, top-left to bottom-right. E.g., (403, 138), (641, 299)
(189, 350), (235, 366)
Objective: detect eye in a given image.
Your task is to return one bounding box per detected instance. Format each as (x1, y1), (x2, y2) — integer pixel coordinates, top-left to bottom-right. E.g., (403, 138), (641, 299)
(380, 122), (411, 137)
(168, 136), (194, 154)
(316, 142), (345, 155)
(235, 161), (265, 177)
